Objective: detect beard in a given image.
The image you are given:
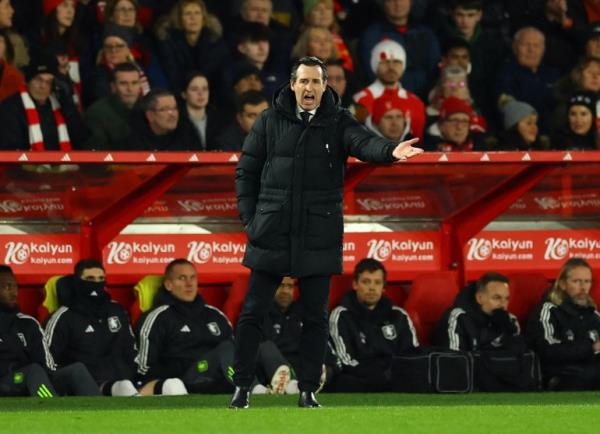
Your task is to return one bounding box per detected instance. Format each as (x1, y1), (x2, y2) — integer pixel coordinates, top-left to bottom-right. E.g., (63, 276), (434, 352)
(570, 294), (592, 307)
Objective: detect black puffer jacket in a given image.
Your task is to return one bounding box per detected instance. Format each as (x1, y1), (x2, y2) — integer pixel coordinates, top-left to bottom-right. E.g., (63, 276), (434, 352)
(236, 85), (398, 277)
(434, 283), (523, 352)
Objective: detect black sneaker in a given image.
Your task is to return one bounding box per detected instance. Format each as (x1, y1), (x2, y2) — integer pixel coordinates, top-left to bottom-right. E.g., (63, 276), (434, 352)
(229, 387), (250, 409)
(298, 391), (321, 408)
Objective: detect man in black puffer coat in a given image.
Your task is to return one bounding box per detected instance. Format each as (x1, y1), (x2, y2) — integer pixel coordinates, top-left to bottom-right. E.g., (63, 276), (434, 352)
(230, 56), (423, 409)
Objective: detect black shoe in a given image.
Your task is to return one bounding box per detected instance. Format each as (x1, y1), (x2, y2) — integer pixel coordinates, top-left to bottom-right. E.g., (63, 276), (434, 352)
(298, 391), (321, 408)
(229, 387), (250, 409)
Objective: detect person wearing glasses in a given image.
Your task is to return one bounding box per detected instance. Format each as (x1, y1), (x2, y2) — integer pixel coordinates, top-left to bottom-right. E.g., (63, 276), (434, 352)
(122, 88), (202, 150)
(424, 96), (481, 152)
(44, 259), (139, 396)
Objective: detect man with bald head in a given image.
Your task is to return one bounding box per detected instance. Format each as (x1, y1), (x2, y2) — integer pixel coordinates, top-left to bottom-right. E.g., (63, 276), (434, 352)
(496, 26), (559, 133)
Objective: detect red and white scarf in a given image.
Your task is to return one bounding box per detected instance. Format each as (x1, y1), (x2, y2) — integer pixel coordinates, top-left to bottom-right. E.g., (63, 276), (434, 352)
(19, 85), (72, 151)
(68, 56), (83, 112)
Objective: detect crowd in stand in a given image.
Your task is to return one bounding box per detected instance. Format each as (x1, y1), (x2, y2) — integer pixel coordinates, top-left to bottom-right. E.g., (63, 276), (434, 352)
(2, 0), (600, 152)
(2, 256), (599, 397)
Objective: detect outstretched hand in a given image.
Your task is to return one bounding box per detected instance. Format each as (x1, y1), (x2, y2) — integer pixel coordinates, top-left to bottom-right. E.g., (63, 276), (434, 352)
(392, 138), (424, 161)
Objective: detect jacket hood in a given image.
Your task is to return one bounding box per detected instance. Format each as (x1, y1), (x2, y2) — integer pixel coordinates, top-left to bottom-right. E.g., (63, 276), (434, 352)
(339, 290), (393, 318)
(272, 83), (341, 124)
(153, 286), (206, 309)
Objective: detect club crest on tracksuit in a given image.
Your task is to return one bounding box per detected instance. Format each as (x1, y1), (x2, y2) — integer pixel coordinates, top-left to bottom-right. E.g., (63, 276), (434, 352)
(107, 316), (121, 333)
(207, 322), (221, 336)
(381, 324), (397, 340)
(17, 332), (27, 347)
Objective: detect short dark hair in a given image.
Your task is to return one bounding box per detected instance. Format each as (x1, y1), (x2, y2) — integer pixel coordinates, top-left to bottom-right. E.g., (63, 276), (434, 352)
(182, 70), (209, 92)
(290, 56), (328, 82)
(476, 272), (509, 294)
(442, 37), (471, 56)
(237, 21), (271, 45)
(235, 89), (268, 113)
(110, 62), (141, 83)
(140, 88), (175, 112)
(164, 258), (195, 279)
(74, 259), (105, 278)
(0, 264), (15, 276)
(353, 258), (387, 283)
(452, 0), (482, 10)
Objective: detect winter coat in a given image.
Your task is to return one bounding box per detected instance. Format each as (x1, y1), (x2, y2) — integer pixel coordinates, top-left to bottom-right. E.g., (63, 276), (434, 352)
(135, 289), (233, 380)
(84, 94), (133, 150)
(236, 85), (399, 277)
(329, 291), (419, 376)
(44, 275), (137, 384)
(1, 304), (55, 377)
(434, 283), (523, 352)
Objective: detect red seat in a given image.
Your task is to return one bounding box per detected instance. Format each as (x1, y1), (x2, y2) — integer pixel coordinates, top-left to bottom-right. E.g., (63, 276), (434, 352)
(386, 282), (408, 307)
(403, 271), (460, 345)
(222, 274), (250, 328)
(590, 276), (600, 308)
(199, 284), (228, 310)
(328, 274), (353, 311)
(507, 272), (550, 328)
(18, 286), (43, 319)
(129, 299), (142, 326)
(107, 286), (135, 311)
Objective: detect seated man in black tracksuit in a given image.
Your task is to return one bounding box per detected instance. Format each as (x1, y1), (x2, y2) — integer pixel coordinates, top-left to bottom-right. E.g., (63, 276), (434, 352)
(527, 258), (600, 390)
(44, 259), (138, 396)
(435, 272), (524, 352)
(328, 258), (419, 392)
(135, 259), (236, 396)
(0, 265), (99, 397)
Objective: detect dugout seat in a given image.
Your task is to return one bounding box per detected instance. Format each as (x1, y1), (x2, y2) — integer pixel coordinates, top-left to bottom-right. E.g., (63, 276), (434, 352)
(403, 271), (460, 345)
(222, 274), (250, 328)
(507, 272), (550, 329)
(328, 274), (353, 311)
(590, 277), (600, 308)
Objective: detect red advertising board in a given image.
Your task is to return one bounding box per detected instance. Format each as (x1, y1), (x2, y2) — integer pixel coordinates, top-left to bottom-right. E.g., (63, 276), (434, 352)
(0, 234), (79, 273)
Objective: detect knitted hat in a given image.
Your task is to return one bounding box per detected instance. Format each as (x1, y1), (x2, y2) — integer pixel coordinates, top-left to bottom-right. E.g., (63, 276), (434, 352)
(439, 97), (473, 119)
(24, 52), (58, 82)
(303, 0), (333, 17)
(370, 39), (406, 74)
(43, 0), (75, 16)
(502, 100), (537, 130)
(567, 92), (596, 117)
(103, 23), (136, 48)
(371, 89), (406, 125)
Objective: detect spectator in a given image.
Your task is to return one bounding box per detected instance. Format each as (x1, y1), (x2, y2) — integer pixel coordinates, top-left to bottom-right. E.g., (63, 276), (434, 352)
(353, 39), (425, 140)
(44, 259), (138, 396)
(551, 91), (599, 150)
(0, 27), (24, 101)
(496, 26), (559, 133)
(45, 39), (82, 111)
(215, 90), (268, 151)
(436, 0), (507, 124)
(122, 88), (202, 150)
(0, 0), (29, 68)
(84, 62), (142, 149)
(180, 70), (223, 150)
(86, 24), (150, 105)
(99, 0), (168, 89)
(325, 58), (356, 110)
(155, 0), (231, 99)
(439, 37), (471, 74)
(359, 0), (441, 99)
(301, 0), (353, 71)
(135, 259), (234, 395)
(553, 57), (600, 132)
(367, 88), (414, 142)
(425, 96), (480, 151)
(235, 21), (287, 99)
(426, 64), (487, 135)
(489, 100), (549, 150)
(526, 258), (600, 390)
(291, 25), (339, 64)
(0, 54), (87, 150)
(328, 258), (419, 392)
(585, 22), (600, 59)
(0, 265), (99, 397)
(435, 272), (524, 352)
(226, 0), (293, 68)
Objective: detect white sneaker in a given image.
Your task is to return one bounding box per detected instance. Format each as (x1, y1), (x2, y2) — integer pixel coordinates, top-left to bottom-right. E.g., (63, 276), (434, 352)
(111, 380), (138, 396)
(284, 379), (300, 395)
(251, 384), (270, 394)
(162, 378), (188, 396)
(270, 365), (291, 395)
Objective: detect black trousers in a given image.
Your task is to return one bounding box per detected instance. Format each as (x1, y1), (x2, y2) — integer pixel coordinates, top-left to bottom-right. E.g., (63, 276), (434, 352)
(181, 340), (235, 394)
(233, 270), (330, 392)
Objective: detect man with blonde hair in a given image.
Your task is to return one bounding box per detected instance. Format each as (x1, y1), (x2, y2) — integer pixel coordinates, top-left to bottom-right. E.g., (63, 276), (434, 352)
(527, 257), (600, 390)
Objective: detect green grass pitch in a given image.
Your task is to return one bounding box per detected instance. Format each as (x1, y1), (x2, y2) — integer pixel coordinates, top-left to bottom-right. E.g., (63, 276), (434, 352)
(2, 393), (600, 434)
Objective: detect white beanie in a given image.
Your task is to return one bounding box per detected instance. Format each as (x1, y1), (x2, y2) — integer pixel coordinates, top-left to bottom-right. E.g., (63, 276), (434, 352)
(370, 39), (407, 74)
